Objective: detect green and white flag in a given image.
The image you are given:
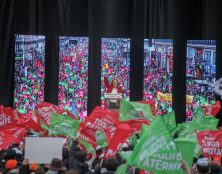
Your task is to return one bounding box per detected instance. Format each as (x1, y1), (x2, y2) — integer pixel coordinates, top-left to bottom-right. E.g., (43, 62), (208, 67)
(119, 99), (154, 122)
(188, 107), (219, 131)
(78, 138), (95, 155)
(128, 116), (183, 174)
(48, 113), (80, 139)
(162, 111), (176, 133)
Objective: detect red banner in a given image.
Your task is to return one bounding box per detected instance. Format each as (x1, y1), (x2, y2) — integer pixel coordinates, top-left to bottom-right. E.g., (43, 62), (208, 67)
(0, 107), (22, 130)
(35, 102), (73, 126)
(197, 130), (222, 157)
(77, 127), (97, 148)
(104, 123), (132, 158)
(77, 107), (118, 147)
(0, 131), (19, 150)
(204, 101), (221, 117)
(80, 106), (119, 137)
(5, 127), (27, 143)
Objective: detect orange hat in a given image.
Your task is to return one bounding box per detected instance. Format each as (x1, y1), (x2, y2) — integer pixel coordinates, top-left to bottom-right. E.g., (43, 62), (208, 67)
(5, 159), (17, 170)
(29, 163), (38, 171)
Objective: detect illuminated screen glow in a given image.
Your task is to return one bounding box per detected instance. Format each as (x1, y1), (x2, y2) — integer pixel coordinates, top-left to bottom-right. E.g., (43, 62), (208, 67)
(143, 39), (173, 115)
(186, 40), (216, 120)
(14, 35), (45, 114)
(101, 38), (130, 108)
(58, 37), (89, 118)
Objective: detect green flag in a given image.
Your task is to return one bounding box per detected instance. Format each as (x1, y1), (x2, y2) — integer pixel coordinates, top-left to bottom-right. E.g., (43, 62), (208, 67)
(119, 99), (154, 122)
(162, 111), (176, 133)
(129, 133), (138, 146)
(78, 138), (95, 155)
(96, 130), (107, 147)
(116, 163), (128, 174)
(119, 151), (132, 162)
(190, 110), (218, 131)
(193, 144), (202, 158)
(128, 116), (183, 174)
(175, 138), (196, 168)
(48, 113), (80, 139)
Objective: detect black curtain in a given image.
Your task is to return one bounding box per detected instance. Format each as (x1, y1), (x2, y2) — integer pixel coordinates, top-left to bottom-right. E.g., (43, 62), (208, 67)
(0, 0), (222, 124)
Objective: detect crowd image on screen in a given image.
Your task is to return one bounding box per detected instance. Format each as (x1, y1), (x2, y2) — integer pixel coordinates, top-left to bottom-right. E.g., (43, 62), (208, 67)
(14, 35), (45, 114)
(58, 37), (89, 118)
(101, 38), (130, 108)
(186, 40), (216, 120)
(143, 39), (173, 115)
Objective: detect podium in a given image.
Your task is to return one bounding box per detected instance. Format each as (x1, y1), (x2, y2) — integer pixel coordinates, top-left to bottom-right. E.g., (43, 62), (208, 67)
(104, 93), (122, 112)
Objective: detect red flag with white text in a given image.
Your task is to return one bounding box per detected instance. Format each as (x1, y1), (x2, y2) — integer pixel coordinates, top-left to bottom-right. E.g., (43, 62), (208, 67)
(197, 130), (222, 157)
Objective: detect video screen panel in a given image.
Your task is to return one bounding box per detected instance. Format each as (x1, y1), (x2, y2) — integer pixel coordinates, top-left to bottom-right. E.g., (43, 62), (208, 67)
(14, 35), (45, 114)
(144, 39), (173, 115)
(58, 37), (89, 118)
(101, 38), (130, 108)
(186, 40), (216, 120)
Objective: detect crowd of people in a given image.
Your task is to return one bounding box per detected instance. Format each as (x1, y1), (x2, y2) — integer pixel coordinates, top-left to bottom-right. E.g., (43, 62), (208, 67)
(144, 69), (173, 115)
(101, 38), (130, 108)
(143, 40), (173, 115)
(0, 136), (222, 174)
(186, 79), (215, 120)
(58, 37), (89, 118)
(14, 37), (217, 121)
(14, 35), (45, 115)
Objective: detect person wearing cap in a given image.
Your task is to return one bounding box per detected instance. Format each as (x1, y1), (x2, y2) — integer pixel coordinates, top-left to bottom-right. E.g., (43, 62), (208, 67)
(45, 158), (67, 174)
(192, 158), (210, 174)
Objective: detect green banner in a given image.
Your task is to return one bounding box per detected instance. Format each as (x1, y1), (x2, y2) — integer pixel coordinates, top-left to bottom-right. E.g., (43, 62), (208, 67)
(128, 116), (183, 174)
(48, 113), (80, 139)
(162, 111), (176, 133)
(119, 99), (154, 122)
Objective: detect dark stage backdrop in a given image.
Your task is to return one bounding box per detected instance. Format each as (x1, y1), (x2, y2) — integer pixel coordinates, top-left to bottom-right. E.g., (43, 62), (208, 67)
(0, 0), (222, 124)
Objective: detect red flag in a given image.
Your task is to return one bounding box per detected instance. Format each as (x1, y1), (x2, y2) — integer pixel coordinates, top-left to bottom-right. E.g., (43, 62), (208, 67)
(137, 100), (156, 116)
(77, 127), (97, 148)
(81, 106), (119, 137)
(0, 107), (22, 130)
(35, 102), (74, 126)
(77, 107), (119, 148)
(16, 112), (43, 132)
(197, 130), (222, 157)
(5, 127), (27, 143)
(0, 131), (19, 150)
(204, 101), (221, 117)
(104, 123), (133, 158)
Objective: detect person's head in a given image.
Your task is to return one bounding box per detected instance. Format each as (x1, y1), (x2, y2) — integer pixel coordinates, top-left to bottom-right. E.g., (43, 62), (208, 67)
(65, 169), (80, 174)
(0, 168), (4, 174)
(112, 79), (119, 88)
(74, 151), (87, 163)
(105, 158), (118, 172)
(5, 159), (17, 171)
(210, 163), (222, 174)
(4, 149), (16, 160)
(45, 158), (67, 173)
(196, 158), (210, 174)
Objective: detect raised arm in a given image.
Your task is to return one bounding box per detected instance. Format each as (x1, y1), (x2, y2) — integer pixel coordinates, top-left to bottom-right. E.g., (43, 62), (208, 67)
(104, 76), (111, 89)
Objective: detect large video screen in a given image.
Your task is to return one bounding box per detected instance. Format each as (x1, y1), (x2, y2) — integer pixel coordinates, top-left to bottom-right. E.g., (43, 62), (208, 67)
(186, 40), (216, 120)
(14, 35), (45, 114)
(58, 37), (89, 118)
(101, 38), (130, 108)
(144, 39), (173, 115)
